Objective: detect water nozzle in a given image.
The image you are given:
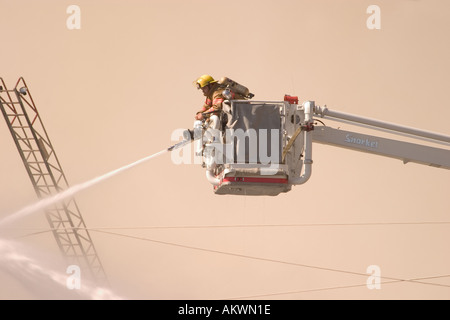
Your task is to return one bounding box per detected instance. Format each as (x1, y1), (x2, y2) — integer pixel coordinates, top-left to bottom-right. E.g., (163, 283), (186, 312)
(183, 129), (194, 141)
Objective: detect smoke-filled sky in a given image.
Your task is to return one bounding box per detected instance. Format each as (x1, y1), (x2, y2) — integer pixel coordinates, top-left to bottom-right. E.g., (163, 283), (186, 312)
(1, 0), (449, 300)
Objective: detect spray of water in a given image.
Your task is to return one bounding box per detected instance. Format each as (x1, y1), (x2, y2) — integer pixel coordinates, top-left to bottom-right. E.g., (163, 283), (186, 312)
(0, 149), (168, 227)
(0, 238), (123, 299)
(0, 141), (190, 299)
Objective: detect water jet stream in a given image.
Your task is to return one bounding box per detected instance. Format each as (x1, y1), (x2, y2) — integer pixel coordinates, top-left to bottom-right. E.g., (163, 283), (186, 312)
(0, 148), (169, 227)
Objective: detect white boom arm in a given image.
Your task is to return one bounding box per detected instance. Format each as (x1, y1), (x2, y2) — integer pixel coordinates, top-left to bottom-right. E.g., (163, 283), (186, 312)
(311, 105), (450, 170)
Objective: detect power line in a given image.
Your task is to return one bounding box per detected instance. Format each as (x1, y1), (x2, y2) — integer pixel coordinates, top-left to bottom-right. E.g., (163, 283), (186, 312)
(80, 221), (450, 229)
(6, 224), (450, 296)
(7, 219), (450, 239)
(88, 229), (450, 290)
(225, 274), (450, 300)
(225, 282), (391, 299)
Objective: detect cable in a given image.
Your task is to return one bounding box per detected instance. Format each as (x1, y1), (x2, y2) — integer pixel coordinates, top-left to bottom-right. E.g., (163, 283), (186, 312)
(8, 224), (450, 296)
(8, 220), (450, 239)
(225, 274), (450, 299)
(88, 229), (450, 290)
(91, 221), (450, 229)
(225, 282), (392, 300)
(314, 119), (326, 126)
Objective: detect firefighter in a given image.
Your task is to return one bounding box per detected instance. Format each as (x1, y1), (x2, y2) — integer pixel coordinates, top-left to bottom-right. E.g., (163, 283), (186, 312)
(193, 74), (225, 122)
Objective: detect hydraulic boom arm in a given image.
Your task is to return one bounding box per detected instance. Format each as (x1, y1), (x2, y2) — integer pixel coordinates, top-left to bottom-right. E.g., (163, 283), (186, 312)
(311, 104), (450, 170)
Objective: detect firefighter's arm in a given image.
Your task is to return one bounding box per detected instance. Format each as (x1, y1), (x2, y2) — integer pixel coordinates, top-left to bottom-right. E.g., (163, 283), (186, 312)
(196, 93), (224, 119)
(201, 101), (222, 115)
(195, 105), (208, 119)
(211, 91), (224, 111)
(199, 92), (224, 116)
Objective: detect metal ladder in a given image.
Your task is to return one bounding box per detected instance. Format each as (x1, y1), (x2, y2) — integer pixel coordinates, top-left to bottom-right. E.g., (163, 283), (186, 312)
(0, 77), (108, 286)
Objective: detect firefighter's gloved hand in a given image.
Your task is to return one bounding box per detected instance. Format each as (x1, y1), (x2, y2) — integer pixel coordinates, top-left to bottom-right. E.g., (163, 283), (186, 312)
(195, 113), (204, 121)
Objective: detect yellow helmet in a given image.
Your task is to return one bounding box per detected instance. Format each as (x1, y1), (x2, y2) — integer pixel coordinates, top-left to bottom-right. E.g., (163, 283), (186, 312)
(194, 74), (217, 89)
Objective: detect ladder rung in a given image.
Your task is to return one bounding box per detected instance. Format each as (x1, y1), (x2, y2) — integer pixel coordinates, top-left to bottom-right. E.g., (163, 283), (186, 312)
(60, 242), (82, 247)
(24, 149), (42, 153)
(49, 222), (74, 227)
(57, 230), (78, 235)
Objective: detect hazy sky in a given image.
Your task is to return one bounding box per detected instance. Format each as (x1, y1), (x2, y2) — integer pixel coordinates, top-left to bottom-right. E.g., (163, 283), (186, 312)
(0, 0), (449, 300)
